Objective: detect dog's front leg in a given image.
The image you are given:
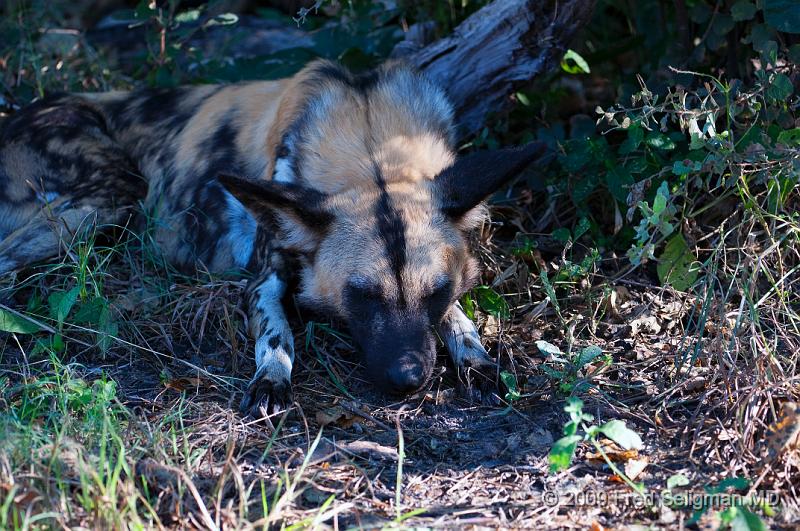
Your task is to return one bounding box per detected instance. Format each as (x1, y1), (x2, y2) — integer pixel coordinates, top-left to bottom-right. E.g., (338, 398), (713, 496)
(239, 270), (295, 418)
(438, 302), (501, 404)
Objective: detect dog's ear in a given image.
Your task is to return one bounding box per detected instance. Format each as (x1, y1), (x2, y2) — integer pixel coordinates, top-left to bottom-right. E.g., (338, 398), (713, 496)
(219, 174), (333, 254)
(433, 142), (546, 226)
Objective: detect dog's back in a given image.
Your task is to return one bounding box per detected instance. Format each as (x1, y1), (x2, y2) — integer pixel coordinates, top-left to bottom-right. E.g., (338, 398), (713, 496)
(45, 60), (457, 272)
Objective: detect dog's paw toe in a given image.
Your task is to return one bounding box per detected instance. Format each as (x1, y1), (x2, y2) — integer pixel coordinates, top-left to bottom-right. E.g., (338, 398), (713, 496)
(239, 372), (292, 419)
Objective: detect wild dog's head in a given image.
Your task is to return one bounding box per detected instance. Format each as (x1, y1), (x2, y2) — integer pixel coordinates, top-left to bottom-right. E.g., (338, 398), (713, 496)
(220, 61), (545, 395)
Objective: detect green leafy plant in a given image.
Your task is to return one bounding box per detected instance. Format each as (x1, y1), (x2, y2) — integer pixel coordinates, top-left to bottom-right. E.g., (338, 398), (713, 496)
(472, 285), (511, 319)
(536, 340), (610, 393)
(515, 222), (599, 325)
(499, 370), (522, 403)
(539, 269), (561, 313)
(662, 475), (770, 530)
(0, 231), (119, 356)
(627, 181), (677, 266)
(0, 0), (121, 103)
(126, 0), (238, 86)
(657, 233), (700, 291)
(549, 398), (644, 493)
(553, 248), (600, 285)
(510, 235), (538, 257)
(0, 305), (44, 334)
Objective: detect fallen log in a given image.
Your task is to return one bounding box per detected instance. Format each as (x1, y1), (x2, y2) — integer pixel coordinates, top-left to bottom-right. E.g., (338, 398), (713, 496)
(398, 0), (597, 136)
(84, 0), (595, 138)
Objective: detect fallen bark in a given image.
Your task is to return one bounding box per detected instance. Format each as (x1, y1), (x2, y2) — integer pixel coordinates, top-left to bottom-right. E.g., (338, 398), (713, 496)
(398, 0), (597, 136)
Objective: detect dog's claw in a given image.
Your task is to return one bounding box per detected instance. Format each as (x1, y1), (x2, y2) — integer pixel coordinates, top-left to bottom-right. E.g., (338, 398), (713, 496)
(239, 372), (292, 419)
(457, 360), (503, 407)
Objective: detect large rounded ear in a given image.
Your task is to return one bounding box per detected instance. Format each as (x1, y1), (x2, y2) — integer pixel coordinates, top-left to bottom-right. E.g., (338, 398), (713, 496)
(433, 142), (547, 222)
(218, 173), (333, 254)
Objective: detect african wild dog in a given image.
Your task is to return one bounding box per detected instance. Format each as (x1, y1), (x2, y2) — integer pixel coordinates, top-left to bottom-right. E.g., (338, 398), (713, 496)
(0, 60), (545, 416)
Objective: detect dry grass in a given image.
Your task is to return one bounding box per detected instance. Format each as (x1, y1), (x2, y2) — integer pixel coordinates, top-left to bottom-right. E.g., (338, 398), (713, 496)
(1, 1), (800, 529)
(0, 199), (798, 528)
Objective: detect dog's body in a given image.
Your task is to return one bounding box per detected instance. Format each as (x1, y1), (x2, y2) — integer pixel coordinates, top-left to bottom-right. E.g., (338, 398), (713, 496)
(0, 60), (544, 415)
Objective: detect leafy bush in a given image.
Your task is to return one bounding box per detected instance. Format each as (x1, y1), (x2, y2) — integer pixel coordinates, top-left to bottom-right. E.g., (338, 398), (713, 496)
(496, 1), (799, 302)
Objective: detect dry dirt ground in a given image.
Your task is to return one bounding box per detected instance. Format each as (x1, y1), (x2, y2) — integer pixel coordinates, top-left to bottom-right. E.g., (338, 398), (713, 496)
(3, 230), (798, 529)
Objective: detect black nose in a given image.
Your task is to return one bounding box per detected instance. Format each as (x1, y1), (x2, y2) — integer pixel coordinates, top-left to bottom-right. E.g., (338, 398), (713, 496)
(386, 363), (425, 394)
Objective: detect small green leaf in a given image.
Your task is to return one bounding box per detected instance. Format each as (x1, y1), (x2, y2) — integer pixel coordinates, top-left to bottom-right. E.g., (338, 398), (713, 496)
(175, 8), (201, 23)
(672, 159), (702, 176)
(473, 286), (510, 319)
(460, 294), (475, 320)
(551, 227), (571, 242)
(48, 286), (81, 325)
(573, 217), (591, 240)
(564, 396), (585, 415)
(721, 506), (740, 527)
(52, 333), (65, 353)
(760, 40), (779, 64)
(667, 474), (690, 490)
(585, 425), (601, 438)
(0, 308), (44, 334)
(776, 129), (800, 146)
(619, 123), (644, 155)
(689, 133), (706, 150)
(511, 236), (538, 256)
(731, 507), (767, 531)
(657, 234), (700, 291)
(766, 73), (794, 102)
(536, 340), (563, 357)
(204, 12), (239, 27)
(516, 92), (531, 106)
(540, 365), (565, 379)
(658, 220), (675, 238)
(97, 303), (118, 353)
(709, 476), (750, 493)
(559, 138), (595, 172)
(560, 49), (590, 74)
(500, 371), (521, 401)
(73, 297), (107, 325)
(598, 419), (643, 450)
(575, 345), (603, 369)
(605, 166), (634, 202)
(563, 419), (579, 437)
(652, 191), (667, 215)
(540, 271), (562, 319)
(646, 133), (676, 150)
(548, 434), (583, 472)
(571, 174), (599, 205)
